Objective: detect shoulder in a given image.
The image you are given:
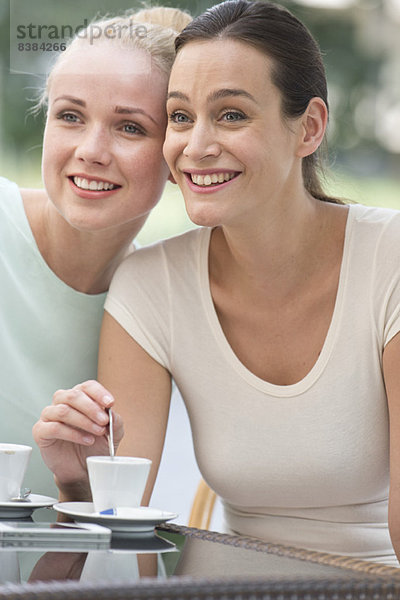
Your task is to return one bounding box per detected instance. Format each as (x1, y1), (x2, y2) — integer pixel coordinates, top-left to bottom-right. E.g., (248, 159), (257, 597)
(0, 178), (25, 232)
(115, 227), (206, 277)
(140, 226), (205, 258)
(350, 202), (400, 229)
(0, 177), (20, 202)
(349, 203), (400, 249)
(0, 177), (48, 207)
(108, 227), (207, 300)
(106, 228), (208, 332)
(0, 178), (48, 218)
(348, 205), (400, 301)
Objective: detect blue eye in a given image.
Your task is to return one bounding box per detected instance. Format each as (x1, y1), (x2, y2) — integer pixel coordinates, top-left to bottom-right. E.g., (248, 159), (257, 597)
(58, 112), (80, 123)
(123, 123), (143, 135)
(169, 111), (190, 124)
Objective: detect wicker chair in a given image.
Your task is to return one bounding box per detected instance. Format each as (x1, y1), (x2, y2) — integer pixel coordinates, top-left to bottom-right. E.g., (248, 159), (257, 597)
(188, 479), (217, 529)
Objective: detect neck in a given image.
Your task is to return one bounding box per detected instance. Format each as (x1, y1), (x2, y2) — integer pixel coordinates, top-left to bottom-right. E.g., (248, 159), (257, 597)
(210, 196), (346, 301)
(23, 190), (146, 294)
(42, 236), (137, 295)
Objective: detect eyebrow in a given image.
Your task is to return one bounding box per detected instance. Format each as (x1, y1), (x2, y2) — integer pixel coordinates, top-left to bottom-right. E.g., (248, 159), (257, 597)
(54, 95), (85, 107)
(167, 88), (257, 104)
(114, 106), (158, 125)
(53, 96), (158, 125)
(208, 88), (256, 103)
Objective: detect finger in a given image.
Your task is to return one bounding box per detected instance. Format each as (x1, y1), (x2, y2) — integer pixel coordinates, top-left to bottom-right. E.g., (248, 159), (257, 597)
(40, 403), (107, 437)
(32, 420), (96, 448)
(76, 380), (114, 409)
(110, 409), (124, 445)
(52, 388), (110, 428)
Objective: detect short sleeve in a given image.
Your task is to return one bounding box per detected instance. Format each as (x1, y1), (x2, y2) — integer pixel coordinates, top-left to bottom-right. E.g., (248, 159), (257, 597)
(372, 212), (400, 347)
(105, 243), (172, 369)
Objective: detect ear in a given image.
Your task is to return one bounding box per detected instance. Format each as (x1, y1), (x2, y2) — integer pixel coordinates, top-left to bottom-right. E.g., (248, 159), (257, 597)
(296, 97), (328, 158)
(168, 172), (177, 184)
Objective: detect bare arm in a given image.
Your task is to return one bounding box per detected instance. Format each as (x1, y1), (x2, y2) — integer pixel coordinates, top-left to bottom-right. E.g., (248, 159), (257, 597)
(383, 331), (400, 561)
(98, 311), (171, 505)
(33, 311), (171, 504)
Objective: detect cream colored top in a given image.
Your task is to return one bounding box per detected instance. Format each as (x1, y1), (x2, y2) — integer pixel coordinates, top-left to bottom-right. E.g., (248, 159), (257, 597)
(106, 203), (400, 565)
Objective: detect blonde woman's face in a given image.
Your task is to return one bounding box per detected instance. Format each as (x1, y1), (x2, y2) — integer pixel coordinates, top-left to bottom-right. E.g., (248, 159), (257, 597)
(42, 41), (170, 234)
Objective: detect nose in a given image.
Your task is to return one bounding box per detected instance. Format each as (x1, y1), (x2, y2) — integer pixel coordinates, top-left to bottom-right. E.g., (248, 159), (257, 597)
(75, 125), (112, 166)
(183, 121), (221, 161)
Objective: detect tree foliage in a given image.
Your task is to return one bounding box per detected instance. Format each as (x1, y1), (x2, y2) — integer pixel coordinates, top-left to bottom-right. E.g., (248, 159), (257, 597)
(0, 0), (391, 175)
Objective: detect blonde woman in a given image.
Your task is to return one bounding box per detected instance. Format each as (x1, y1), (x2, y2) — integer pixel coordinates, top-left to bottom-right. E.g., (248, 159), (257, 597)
(2, 6), (191, 499)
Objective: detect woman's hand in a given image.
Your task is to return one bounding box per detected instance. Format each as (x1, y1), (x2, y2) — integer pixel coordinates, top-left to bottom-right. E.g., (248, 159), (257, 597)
(32, 380), (124, 499)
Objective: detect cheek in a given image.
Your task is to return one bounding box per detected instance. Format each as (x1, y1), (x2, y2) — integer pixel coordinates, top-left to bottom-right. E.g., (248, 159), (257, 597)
(129, 143), (169, 182)
(41, 129), (65, 180)
(123, 147), (170, 208)
(162, 130), (181, 169)
(41, 140), (55, 187)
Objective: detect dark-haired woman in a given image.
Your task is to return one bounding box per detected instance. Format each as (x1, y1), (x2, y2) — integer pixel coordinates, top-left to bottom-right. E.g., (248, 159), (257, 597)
(35, 0), (400, 566)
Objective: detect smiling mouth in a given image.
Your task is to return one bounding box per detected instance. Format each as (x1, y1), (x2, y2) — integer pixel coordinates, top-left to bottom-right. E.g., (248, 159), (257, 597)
(70, 176), (121, 191)
(189, 172), (238, 187)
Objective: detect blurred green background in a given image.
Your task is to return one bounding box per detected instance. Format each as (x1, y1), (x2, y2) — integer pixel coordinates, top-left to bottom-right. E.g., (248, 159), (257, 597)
(1, 0), (400, 245)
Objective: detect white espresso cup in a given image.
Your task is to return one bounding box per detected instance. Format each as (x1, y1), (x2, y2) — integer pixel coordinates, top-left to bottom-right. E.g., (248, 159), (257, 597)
(86, 456), (152, 513)
(0, 444), (32, 502)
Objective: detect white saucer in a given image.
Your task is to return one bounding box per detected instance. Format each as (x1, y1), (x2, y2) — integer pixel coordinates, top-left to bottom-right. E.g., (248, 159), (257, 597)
(0, 494), (57, 519)
(53, 502), (178, 534)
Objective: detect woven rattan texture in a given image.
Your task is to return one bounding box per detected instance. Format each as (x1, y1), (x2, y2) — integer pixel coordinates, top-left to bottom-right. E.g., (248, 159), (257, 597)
(161, 523), (400, 578)
(0, 576), (399, 599)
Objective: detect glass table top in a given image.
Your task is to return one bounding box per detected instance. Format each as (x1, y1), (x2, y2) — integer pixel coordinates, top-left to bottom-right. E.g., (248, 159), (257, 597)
(0, 519), (399, 599)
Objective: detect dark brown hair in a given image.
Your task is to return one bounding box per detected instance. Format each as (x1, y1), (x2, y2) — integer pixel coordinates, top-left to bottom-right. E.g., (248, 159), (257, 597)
(175, 0), (340, 203)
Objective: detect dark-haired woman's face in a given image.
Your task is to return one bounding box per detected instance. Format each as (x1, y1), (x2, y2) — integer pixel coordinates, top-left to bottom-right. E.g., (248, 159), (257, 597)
(164, 39), (306, 228)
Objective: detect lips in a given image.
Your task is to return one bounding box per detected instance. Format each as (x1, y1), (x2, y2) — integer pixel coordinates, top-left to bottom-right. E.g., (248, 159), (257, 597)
(182, 170), (240, 195)
(69, 176), (121, 191)
(190, 172), (237, 186)
(184, 170), (240, 190)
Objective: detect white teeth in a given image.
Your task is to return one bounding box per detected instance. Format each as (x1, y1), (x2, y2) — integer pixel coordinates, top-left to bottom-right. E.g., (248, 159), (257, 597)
(73, 177), (115, 191)
(191, 172), (236, 186)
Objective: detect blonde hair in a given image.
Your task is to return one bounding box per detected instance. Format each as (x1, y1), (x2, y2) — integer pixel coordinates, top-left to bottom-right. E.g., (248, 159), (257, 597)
(37, 6), (191, 112)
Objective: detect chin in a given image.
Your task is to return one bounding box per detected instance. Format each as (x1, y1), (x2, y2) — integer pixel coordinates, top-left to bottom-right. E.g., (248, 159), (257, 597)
(185, 204), (223, 229)
(188, 214), (221, 228)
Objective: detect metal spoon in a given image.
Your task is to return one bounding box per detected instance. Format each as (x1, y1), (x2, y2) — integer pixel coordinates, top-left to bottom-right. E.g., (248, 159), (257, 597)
(11, 487), (31, 502)
(107, 408), (115, 459)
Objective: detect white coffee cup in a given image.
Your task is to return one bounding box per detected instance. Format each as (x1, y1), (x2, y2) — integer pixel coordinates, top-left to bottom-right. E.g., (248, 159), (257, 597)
(86, 456), (152, 513)
(0, 444), (32, 502)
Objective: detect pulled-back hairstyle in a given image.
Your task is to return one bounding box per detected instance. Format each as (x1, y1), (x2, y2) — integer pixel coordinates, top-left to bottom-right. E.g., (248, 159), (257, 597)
(175, 0), (340, 204)
(37, 6), (191, 113)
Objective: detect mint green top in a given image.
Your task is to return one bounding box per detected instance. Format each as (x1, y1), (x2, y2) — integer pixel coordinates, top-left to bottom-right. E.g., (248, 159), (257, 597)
(0, 177), (107, 498)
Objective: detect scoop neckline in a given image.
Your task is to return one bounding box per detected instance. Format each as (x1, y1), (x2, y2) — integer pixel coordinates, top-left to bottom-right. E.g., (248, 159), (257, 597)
(199, 206), (355, 397)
